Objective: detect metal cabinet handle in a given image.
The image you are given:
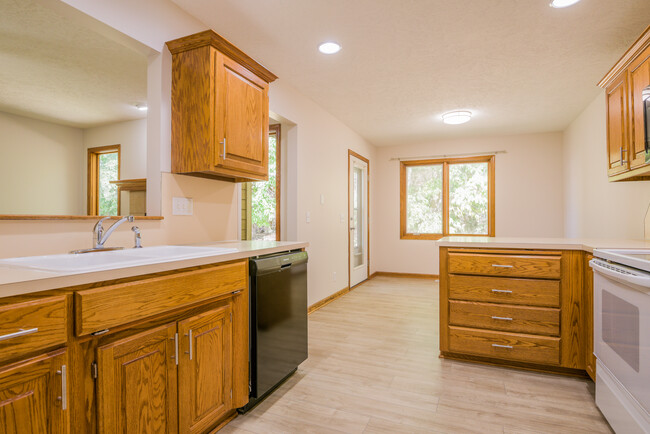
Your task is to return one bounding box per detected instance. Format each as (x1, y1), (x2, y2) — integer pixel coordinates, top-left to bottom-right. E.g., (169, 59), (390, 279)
(57, 365), (67, 410)
(220, 138), (226, 158)
(491, 289), (512, 294)
(492, 344), (513, 349)
(491, 316), (513, 321)
(491, 264), (513, 268)
(0, 327), (38, 342)
(185, 330), (193, 360)
(621, 147), (628, 165)
(170, 333), (179, 365)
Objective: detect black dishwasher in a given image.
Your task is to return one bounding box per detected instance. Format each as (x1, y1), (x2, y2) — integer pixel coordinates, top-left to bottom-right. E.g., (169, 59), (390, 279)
(239, 250), (308, 412)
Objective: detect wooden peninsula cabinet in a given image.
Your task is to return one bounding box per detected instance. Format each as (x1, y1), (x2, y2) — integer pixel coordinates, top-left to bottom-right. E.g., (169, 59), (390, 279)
(166, 31), (278, 183)
(599, 25), (650, 182)
(440, 247), (587, 374)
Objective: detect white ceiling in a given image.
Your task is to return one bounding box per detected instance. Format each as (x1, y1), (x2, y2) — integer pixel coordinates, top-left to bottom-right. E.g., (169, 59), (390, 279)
(0, 0), (147, 128)
(172, 0), (650, 146)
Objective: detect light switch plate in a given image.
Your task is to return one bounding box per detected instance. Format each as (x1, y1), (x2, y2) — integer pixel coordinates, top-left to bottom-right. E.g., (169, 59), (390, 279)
(172, 197), (193, 216)
(306, 211), (311, 223)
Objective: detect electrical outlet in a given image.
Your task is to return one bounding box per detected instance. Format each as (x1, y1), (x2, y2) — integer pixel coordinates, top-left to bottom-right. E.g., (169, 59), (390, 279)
(332, 271), (337, 282)
(306, 211), (311, 223)
(340, 213), (345, 223)
(320, 194), (325, 205)
(172, 197), (193, 216)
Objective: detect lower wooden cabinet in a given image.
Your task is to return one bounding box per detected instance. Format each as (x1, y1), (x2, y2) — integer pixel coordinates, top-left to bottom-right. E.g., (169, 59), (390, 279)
(0, 348), (68, 433)
(178, 305), (232, 434)
(96, 324), (178, 433)
(584, 253), (596, 381)
(96, 302), (238, 434)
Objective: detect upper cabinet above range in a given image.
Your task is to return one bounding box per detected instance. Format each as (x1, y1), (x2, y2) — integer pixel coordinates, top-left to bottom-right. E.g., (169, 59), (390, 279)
(166, 31), (277, 183)
(599, 26), (650, 182)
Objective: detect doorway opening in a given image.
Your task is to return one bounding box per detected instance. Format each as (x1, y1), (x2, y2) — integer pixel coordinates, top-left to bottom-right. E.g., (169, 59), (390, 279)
(348, 150), (370, 289)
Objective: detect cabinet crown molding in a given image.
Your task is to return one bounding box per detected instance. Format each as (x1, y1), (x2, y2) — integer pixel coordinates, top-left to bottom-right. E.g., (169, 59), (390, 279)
(166, 30), (278, 83)
(598, 25), (650, 88)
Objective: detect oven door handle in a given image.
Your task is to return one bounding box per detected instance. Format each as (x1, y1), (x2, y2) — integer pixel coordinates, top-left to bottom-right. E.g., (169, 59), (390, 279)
(590, 259), (650, 292)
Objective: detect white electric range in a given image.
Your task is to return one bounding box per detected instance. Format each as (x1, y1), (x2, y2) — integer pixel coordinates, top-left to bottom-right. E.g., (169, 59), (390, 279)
(590, 249), (650, 434)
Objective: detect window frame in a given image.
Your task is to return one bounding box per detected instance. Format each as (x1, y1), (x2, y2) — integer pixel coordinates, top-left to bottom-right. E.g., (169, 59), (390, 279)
(87, 144), (121, 216)
(399, 155), (495, 240)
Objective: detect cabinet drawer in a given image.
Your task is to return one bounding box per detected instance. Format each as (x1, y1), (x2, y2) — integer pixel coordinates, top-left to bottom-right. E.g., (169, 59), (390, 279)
(448, 252), (560, 279)
(448, 326), (560, 366)
(75, 260), (247, 336)
(0, 295), (67, 363)
(449, 301), (560, 336)
(449, 275), (560, 307)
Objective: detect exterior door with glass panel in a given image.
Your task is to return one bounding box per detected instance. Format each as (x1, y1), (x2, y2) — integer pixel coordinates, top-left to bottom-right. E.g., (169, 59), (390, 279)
(349, 153), (368, 287)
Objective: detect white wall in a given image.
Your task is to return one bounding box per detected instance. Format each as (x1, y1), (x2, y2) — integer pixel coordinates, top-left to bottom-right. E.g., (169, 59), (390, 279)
(373, 132), (566, 275)
(0, 111), (84, 215)
(270, 80), (376, 304)
(563, 92), (650, 239)
(84, 118), (147, 180)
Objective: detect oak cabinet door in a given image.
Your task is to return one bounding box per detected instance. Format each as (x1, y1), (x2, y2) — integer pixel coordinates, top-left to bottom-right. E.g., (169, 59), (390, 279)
(0, 349), (68, 434)
(628, 47), (650, 169)
(178, 304), (233, 434)
(96, 324), (178, 434)
(606, 73), (630, 176)
(215, 53), (269, 178)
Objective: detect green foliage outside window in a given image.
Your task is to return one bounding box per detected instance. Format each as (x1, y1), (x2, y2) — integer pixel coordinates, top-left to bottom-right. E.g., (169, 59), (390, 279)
(406, 161), (488, 235)
(98, 153), (118, 216)
(251, 134), (277, 240)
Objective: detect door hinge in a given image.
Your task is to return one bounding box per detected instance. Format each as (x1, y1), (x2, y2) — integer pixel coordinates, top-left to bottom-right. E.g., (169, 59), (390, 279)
(91, 362), (98, 380)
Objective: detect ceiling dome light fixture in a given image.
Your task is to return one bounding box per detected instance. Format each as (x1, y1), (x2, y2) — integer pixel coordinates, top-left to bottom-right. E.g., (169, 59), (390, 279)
(135, 103), (148, 111)
(549, 0), (581, 8)
(318, 42), (341, 54)
(442, 110), (472, 125)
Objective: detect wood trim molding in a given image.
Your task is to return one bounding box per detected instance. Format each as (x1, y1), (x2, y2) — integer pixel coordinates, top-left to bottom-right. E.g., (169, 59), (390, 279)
(88, 145), (121, 216)
(308, 286), (350, 314)
(598, 25), (650, 88)
(0, 215), (163, 221)
(370, 271), (439, 280)
(109, 178), (146, 191)
(400, 155), (495, 240)
(270, 124), (281, 241)
(166, 30), (277, 83)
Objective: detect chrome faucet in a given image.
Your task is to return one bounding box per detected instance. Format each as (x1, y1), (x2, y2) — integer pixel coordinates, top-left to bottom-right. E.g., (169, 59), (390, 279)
(93, 216), (134, 249)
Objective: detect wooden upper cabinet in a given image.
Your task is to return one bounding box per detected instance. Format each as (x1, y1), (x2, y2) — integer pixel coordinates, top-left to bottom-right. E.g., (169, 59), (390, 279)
(599, 26), (650, 181)
(178, 305), (232, 434)
(605, 73), (630, 176)
(96, 324), (178, 434)
(628, 45), (650, 169)
(0, 349), (69, 434)
(167, 30), (277, 183)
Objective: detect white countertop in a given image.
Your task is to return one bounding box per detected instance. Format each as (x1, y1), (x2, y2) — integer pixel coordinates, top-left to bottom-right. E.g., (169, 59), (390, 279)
(437, 236), (650, 252)
(0, 240), (308, 299)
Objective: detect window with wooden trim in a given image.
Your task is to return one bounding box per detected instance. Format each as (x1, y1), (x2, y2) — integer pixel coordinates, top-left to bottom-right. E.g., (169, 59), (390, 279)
(400, 155), (494, 240)
(88, 145), (121, 216)
(241, 124), (281, 240)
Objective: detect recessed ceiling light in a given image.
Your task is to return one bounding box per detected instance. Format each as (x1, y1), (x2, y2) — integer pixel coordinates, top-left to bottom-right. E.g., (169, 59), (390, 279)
(442, 111), (472, 125)
(549, 0), (581, 8)
(318, 42), (341, 54)
(135, 103), (148, 111)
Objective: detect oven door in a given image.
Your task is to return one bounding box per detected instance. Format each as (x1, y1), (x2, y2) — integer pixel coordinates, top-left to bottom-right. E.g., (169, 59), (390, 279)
(591, 259), (650, 417)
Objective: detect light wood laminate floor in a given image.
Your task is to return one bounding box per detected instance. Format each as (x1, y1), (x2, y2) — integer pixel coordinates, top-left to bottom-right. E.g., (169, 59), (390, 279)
(223, 277), (612, 434)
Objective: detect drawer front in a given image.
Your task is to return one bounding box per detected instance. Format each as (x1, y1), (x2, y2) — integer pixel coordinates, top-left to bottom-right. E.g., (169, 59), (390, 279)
(75, 260), (247, 336)
(449, 301), (560, 336)
(448, 326), (560, 365)
(448, 253), (560, 279)
(0, 295), (67, 362)
(449, 275), (560, 307)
